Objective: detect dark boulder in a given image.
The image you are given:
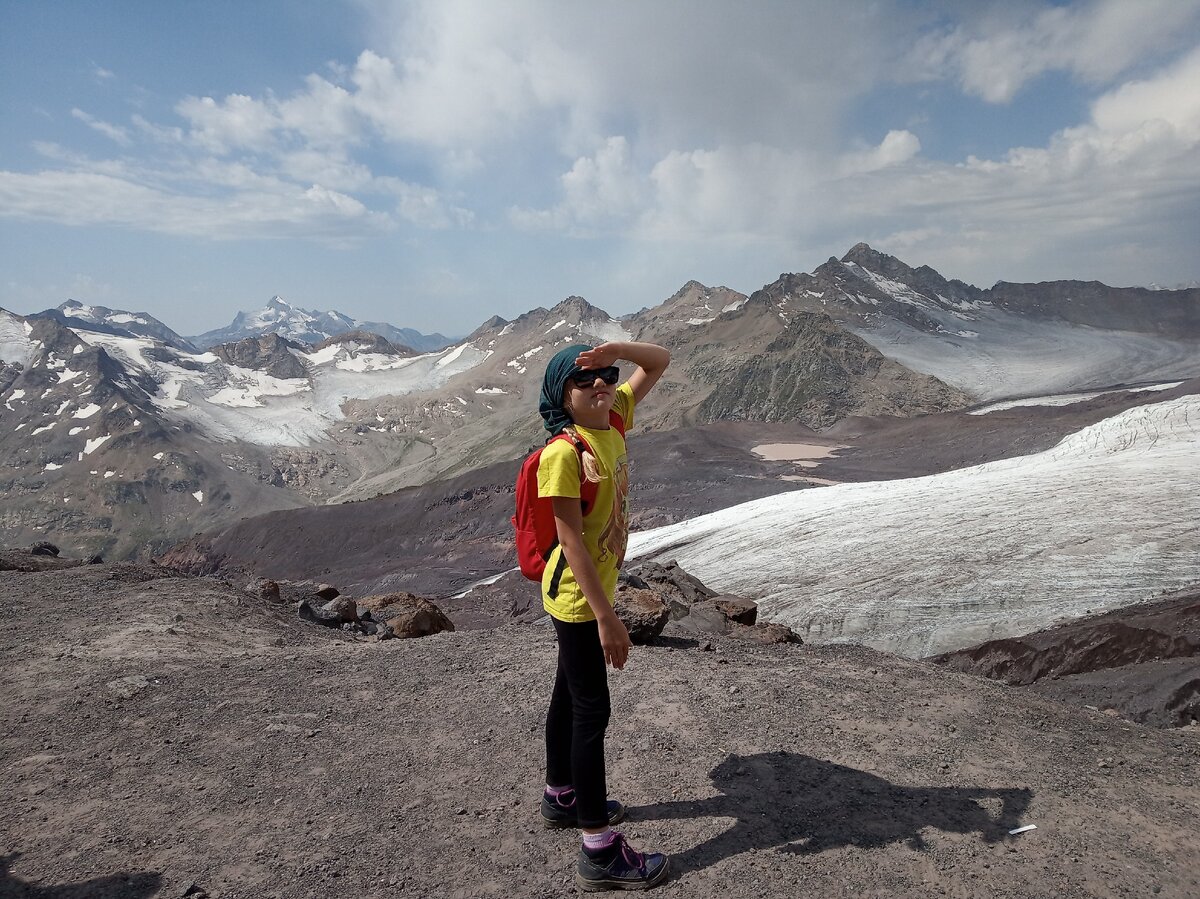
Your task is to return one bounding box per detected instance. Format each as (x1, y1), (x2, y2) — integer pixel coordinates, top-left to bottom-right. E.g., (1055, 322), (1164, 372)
(624, 559), (717, 619)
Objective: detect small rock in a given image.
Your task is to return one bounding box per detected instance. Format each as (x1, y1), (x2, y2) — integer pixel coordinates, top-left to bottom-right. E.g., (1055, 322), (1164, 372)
(713, 596), (758, 626)
(106, 675), (152, 699)
(259, 580), (281, 603)
(315, 583), (340, 600)
(29, 541), (60, 557)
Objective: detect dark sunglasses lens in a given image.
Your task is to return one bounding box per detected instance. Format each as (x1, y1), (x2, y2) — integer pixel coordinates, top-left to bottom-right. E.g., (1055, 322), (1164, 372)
(572, 366), (619, 386)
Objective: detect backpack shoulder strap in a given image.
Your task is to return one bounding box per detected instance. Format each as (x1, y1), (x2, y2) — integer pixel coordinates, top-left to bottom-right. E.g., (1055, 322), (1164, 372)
(608, 409), (626, 437)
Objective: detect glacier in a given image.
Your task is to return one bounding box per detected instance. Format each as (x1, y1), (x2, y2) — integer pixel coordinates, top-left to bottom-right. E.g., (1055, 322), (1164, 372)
(629, 393), (1200, 658)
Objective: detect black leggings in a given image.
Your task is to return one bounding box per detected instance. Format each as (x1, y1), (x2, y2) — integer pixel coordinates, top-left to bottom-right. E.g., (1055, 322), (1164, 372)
(546, 617), (611, 829)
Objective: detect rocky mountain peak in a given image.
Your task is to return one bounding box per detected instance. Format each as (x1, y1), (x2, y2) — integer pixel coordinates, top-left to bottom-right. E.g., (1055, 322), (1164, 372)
(211, 333), (309, 379)
(662, 280), (712, 306)
(312, 330), (411, 356)
(841, 241), (884, 263)
(551, 295), (601, 319)
(840, 243), (915, 279)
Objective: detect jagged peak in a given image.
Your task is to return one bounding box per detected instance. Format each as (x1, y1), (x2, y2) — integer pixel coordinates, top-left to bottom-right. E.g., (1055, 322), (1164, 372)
(551, 295), (604, 318)
(662, 280), (712, 306)
(840, 242), (900, 269)
(216, 331), (308, 352)
(312, 330), (408, 355)
(466, 315), (509, 342)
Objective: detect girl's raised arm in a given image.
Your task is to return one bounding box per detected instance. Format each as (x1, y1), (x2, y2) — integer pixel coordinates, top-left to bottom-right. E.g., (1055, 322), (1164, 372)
(574, 342), (670, 405)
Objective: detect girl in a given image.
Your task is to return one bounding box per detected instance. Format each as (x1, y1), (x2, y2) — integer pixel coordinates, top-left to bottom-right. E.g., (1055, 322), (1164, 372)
(535, 340), (672, 892)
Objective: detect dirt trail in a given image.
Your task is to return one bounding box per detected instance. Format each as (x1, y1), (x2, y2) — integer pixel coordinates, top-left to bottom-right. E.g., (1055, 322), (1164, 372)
(2, 564), (1199, 898)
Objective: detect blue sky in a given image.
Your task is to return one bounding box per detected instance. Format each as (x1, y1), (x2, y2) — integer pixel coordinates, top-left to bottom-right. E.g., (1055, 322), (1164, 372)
(2, 0), (1198, 338)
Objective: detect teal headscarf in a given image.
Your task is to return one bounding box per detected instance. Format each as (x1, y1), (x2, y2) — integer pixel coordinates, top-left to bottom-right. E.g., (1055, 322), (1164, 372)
(539, 343), (593, 437)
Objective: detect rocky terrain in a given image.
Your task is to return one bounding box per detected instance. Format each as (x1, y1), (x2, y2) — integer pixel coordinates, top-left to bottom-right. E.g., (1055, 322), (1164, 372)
(2, 559), (1199, 898)
(157, 420), (822, 601)
(931, 586), (1200, 729)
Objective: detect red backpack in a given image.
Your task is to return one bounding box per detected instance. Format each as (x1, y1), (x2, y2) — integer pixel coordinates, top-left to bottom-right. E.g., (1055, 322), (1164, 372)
(512, 410), (626, 581)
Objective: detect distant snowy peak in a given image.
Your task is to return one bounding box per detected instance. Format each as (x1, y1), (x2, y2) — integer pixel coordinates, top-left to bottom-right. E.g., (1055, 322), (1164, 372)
(45, 300), (199, 353)
(191, 296), (453, 353)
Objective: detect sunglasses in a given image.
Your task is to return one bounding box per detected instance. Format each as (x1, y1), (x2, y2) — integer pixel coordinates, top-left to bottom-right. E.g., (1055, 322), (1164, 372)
(568, 366), (620, 388)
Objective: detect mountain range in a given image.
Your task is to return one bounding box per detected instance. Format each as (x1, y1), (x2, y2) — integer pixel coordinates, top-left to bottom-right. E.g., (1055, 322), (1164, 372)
(2, 244), (1198, 564)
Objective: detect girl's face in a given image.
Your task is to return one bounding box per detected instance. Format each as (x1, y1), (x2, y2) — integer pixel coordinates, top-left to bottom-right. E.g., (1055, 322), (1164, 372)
(563, 370), (617, 419)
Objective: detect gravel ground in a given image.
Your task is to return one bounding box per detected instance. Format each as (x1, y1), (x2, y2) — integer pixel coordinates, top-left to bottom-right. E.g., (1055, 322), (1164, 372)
(2, 564), (1199, 898)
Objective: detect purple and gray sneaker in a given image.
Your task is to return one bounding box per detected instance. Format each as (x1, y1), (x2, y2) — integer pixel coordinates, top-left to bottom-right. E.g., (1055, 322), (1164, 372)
(540, 789), (626, 829)
(576, 832), (669, 892)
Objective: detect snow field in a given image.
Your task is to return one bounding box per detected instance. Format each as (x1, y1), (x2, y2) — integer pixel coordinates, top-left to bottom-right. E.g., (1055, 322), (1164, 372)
(629, 394), (1200, 658)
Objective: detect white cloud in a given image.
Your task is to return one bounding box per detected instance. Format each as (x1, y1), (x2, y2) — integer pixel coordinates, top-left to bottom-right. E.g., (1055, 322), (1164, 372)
(361, 0), (900, 154)
(510, 43), (1200, 288)
(511, 136), (642, 231)
(839, 130), (922, 175)
(176, 94), (282, 154)
(909, 0), (1200, 103)
(70, 108), (132, 147)
(0, 168), (392, 241)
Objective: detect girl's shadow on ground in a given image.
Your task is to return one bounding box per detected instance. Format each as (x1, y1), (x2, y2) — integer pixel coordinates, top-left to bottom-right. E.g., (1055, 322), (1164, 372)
(0, 854), (161, 899)
(629, 752), (1033, 874)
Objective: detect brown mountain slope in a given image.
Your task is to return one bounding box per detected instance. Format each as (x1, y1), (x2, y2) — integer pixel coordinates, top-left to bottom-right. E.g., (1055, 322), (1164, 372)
(930, 586), (1200, 728)
(2, 563), (1198, 898)
(158, 420), (821, 599)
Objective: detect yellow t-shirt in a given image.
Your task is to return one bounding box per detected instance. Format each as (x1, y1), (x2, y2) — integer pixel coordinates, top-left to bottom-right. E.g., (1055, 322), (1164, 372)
(537, 382), (636, 622)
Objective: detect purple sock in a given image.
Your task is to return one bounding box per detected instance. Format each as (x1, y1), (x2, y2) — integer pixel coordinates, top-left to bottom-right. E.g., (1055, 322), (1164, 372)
(545, 784), (574, 799)
(583, 829), (617, 852)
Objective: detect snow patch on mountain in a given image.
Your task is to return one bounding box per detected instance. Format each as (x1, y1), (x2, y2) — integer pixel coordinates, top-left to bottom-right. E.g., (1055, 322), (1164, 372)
(0, 311), (38, 366)
(77, 329), (486, 446)
(630, 393), (1200, 659)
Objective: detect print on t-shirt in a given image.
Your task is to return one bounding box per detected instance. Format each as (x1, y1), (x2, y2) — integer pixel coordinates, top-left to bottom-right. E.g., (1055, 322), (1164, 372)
(598, 453), (630, 567)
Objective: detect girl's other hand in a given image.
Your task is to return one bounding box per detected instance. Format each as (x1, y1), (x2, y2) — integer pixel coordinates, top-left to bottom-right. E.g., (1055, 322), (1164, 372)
(575, 343), (623, 370)
(597, 613), (631, 669)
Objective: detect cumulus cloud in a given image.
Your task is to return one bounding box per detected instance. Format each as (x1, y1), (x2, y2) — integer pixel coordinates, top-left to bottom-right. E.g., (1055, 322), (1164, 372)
(908, 0), (1200, 103)
(176, 94), (282, 154)
(361, 0), (900, 154)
